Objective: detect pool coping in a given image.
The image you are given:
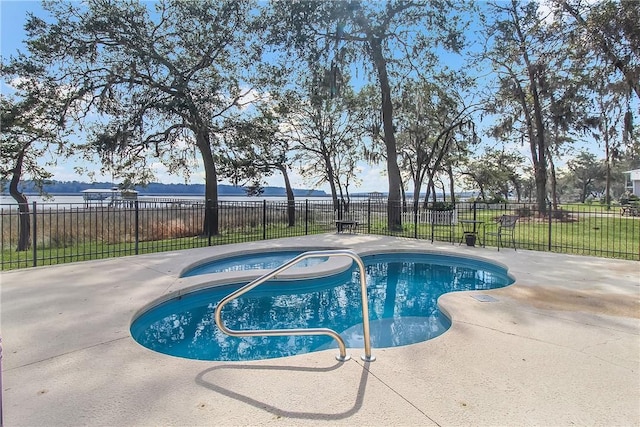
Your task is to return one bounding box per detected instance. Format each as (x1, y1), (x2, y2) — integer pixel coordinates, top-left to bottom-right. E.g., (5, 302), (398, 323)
(134, 247), (356, 319)
(131, 247), (514, 361)
(178, 245), (343, 278)
(141, 246), (515, 326)
(1, 233), (639, 426)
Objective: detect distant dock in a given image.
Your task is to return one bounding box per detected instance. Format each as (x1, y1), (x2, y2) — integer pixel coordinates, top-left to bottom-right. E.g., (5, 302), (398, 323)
(82, 188), (138, 208)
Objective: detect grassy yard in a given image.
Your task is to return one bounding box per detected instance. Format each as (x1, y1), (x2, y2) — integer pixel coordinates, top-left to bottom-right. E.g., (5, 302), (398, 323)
(1, 202), (638, 270)
(396, 207), (639, 261)
(0, 221), (336, 270)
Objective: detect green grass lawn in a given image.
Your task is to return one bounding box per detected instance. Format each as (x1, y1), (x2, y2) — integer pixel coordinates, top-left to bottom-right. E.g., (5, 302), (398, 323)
(0, 222), (333, 270)
(2, 206), (638, 270)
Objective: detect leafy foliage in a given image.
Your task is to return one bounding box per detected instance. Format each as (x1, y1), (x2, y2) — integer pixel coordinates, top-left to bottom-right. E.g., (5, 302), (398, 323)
(22, 0), (274, 234)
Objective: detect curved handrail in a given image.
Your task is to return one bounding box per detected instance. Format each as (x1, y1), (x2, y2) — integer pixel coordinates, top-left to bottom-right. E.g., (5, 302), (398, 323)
(214, 249), (375, 362)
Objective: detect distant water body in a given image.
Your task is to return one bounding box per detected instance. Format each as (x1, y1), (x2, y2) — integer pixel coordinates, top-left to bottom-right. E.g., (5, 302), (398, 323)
(0, 194), (340, 206)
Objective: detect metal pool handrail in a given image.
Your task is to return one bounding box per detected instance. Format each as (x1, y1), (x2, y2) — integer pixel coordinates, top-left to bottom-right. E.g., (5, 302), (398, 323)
(214, 249), (375, 362)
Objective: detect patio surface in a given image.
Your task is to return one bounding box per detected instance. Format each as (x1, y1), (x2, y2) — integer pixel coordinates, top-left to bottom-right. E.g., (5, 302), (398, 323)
(1, 234), (639, 426)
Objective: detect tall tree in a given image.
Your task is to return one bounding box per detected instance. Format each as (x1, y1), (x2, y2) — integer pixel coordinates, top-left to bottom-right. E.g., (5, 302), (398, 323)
(1, 60), (69, 251)
(552, 0), (639, 205)
(269, 0), (469, 231)
(552, 0), (640, 205)
(283, 78), (362, 213)
(461, 148), (527, 202)
(541, 56), (592, 209)
(565, 151), (606, 202)
(24, 0), (268, 235)
(217, 105), (298, 226)
(589, 78), (629, 207)
(394, 78), (478, 211)
(484, 0), (555, 213)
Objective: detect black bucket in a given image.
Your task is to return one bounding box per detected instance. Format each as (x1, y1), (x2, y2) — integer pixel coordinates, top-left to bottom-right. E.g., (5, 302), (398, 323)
(465, 234), (476, 247)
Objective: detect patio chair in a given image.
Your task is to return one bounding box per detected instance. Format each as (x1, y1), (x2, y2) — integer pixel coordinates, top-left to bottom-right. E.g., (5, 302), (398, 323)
(486, 215), (519, 251)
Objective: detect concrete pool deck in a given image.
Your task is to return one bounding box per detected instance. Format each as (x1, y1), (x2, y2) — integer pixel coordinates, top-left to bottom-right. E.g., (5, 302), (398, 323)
(1, 234), (639, 426)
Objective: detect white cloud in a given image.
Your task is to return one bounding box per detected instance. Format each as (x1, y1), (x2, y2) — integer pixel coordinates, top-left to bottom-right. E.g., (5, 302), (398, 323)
(351, 164), (388, 193)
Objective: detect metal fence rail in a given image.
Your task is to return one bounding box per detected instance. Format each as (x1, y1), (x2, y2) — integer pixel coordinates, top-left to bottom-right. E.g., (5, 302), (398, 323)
(1, 199), (638, 270)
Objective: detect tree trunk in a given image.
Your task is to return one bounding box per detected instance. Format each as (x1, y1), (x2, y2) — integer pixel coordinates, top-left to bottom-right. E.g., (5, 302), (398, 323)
(338, 185), (348, 215)
(511, 177), (522, 202)
(10, 194), (30, 253)
(324, 154), (340, 215)
(605, 132), (612, 208)
(512, 0), (548, 214)
(369, 37), (402, 231)
(412, 179), (422, 214)
(278, 165), (296, 226)
(547, 149), (559, 210)
(526, 58), (547, 214)
(478, 180), (487, 202)
(196, 130), (219, 235)
(447, 164), (456, 205)
(431, 180), (437, 204)
(9, 149), (30, 251)
(423, 172), (435, 209)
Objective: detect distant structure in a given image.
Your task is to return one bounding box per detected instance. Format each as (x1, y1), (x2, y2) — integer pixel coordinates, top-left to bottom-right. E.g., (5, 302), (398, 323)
(82, 188), (138, 208)
(367, 191), (385, 200)
(624, 170), (640, 197)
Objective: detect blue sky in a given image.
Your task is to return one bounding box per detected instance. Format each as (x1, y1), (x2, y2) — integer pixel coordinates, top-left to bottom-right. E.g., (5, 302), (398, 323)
(1, 2), (29, 62)
(0, 1), (391, 193)
(1, 1), (623, 195)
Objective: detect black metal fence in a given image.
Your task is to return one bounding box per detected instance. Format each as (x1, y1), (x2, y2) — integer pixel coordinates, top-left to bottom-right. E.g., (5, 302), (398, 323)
(1, 199), (638, 270)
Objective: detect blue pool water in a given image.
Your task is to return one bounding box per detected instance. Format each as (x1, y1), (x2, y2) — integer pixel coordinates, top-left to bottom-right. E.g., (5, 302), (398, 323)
(181, 250), (327, 276)
(132, 252), (514, 361)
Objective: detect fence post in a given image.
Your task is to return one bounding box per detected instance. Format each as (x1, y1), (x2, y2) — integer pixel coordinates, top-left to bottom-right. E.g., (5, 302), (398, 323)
(431, 209), (435, 243)
(367, 199), (371, 234)
(134, 201), (139, 255)
(305, 199), (309, 235)
(548, 201), (552, 252)
(32, 201), (37, 267)
(414, 205), (418, 239)
(262, 199), (267, 240)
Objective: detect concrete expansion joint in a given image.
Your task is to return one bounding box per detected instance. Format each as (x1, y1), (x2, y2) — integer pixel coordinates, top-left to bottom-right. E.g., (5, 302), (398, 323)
(576, 351), (639, 371)
(123, 258), (179, 277)
(455, 320), (522, 339)
(579, 337), (639, 369)
(352, 358), (442, 427)
(518, 306), (640, 335)
(6, 336), (129, 371)
(162, 276), (182, 294)
(458, 320), (638, 369)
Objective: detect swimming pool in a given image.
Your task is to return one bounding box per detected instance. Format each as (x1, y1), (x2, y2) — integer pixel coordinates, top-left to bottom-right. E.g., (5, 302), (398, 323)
(131, 252), (514, 361)
(181, 250), (328, 277)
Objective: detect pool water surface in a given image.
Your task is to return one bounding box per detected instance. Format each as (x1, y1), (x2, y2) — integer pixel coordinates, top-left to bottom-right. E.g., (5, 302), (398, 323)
(132, 252), (513, 361)
(181, 250), (327, 276)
